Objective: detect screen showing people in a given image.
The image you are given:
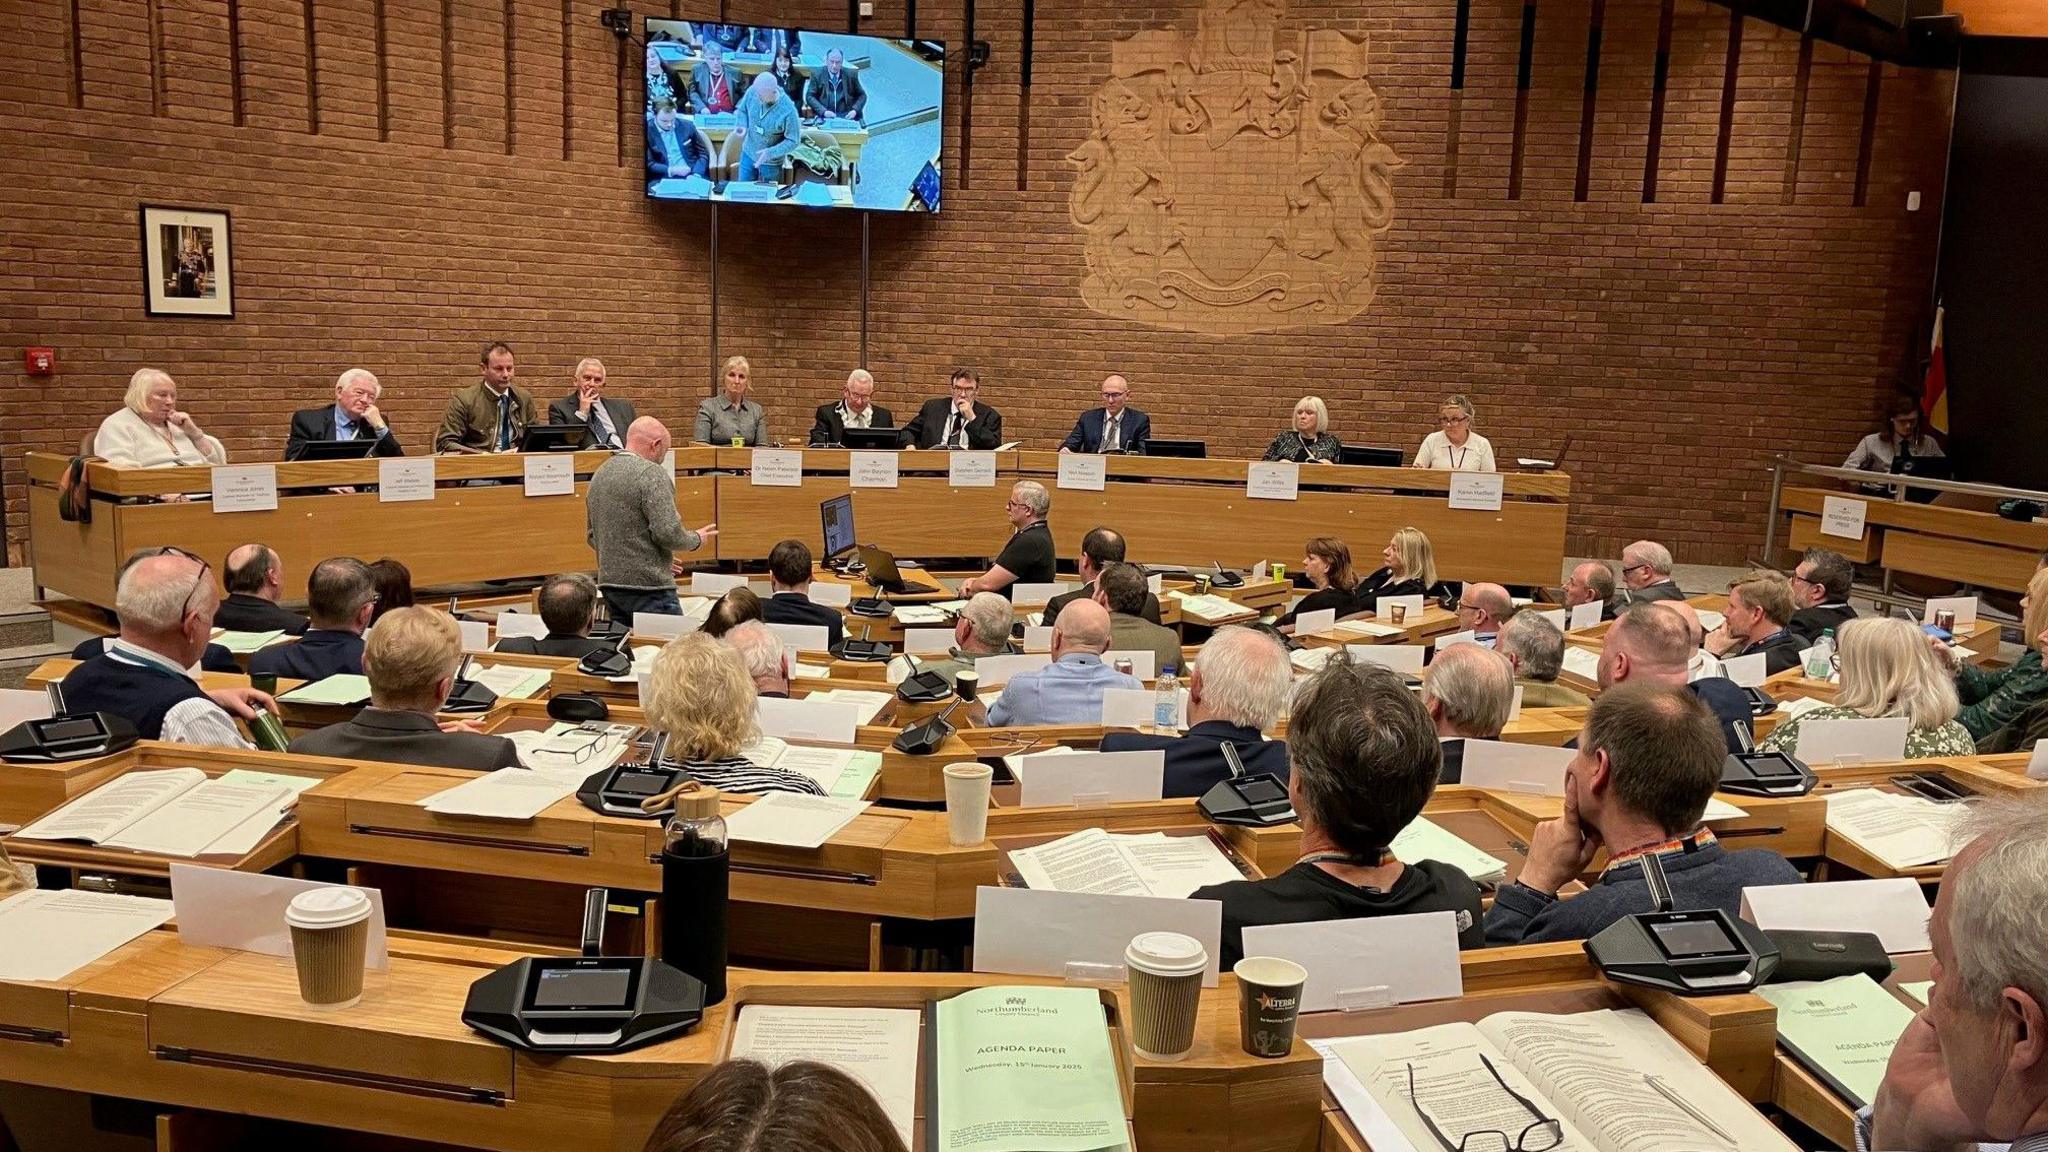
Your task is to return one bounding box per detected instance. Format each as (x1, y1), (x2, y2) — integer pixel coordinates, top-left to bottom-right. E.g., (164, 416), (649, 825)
(820, 494), (857, 560)
(644, 20), (945, 212)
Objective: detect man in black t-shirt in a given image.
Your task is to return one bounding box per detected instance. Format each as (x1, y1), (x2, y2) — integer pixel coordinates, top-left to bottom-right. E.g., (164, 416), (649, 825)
(960, 480), (1055, 599)
(1192, 659), (1487, 967)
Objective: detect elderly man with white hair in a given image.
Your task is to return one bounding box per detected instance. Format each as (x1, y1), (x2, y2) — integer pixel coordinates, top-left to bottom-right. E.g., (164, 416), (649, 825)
(94, 368), (228, 467)
(724, 621), (793, 699)
(1422, 642), (1515, 783)
(734, 70), (801, 182)
(1101, 625), (1294, 798)
(547, 357), (637, 450)
(987, 600), (1139, 726)
(899, 591), (1017, 689)
(284, 368), (402, 459)
(1618, 540), (1685, 606)
(810, 368), (895, 446)
(960, 481), (1056, 597)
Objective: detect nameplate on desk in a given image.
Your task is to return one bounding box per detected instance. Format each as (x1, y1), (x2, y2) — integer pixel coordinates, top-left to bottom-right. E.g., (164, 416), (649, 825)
(690, 572), (749, 596)
(974, 652), (1050, 688)
(1016, 749), (1165, 807)
(1246, 461), (1299, 501)
(1012, 582), (1074, 606)
(1022, 625), (1054, 650)
(1531, 608), (1567, 632)
(495, 611), (547, 640)
(850, 451), (899, 488)
(634, 611), (699, 639)
(1101, 687), (1187, 728)
(1795, 716), (1909, 766)
(1347, 644), (1424, 675)
(750, 449), (804, 486)
(809, 582), (853, 607)
(1241, 911), (1464, 1013)
(2029, 741), (2048, 781)
(1506, 684), (1525, 722)
(1820, 495), (1870, 539)
(949, 451), (996, 487)
(1295, 608), (1336, 638)
(1568, 601), (1604, 631)
(1721, 651), (1768, 688)
(1102, 650), (1155, 680)
(457, 619), (492, 652)
(757, 695), (859, 744)
(1740, 877), (1930, 954)
(1147, 573), (1163, 594)
(1375, 595), (1424, 622)
(663, 448), (677, 483)
(379, 457), (435, 502)
(767, 622), (831, 652)
(1922, 595), (1979, 628)
(903, 628), (956, 656)
(170, 865), (390, 969)
(1458, 739), (1572, 795)
(1433, 629), (1478, 650)
(523, 454), (573, 496)
(973, 886), (1223, 985)
(211, 465), (278, 513)
(1447, 472), (1505, 511)
(1056, 453), (1106, 491)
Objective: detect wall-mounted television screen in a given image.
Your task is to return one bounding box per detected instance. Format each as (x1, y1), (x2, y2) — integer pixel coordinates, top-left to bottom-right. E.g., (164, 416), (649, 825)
(644, 21), (945, 213)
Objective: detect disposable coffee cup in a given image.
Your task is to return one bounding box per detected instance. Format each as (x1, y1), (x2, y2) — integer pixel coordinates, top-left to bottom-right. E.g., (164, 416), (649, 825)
(285, 886), (373, 1009)
(942, 762), (993, 846)
(1126, 931), (1208, 1061)
(1389, 603), (1408, 625)
(1193, 575), (1212, 595)
(1234, 956), (1307, 1058)
(1935, 609), (1956, 633)
(954, 670), (980, 702)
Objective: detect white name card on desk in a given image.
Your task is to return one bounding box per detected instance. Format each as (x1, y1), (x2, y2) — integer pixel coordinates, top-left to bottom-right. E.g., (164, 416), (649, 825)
(903, 628), (956, 656)
(1022, 625), (1055, 650)
(1101, 687), (1188, 728)
(170, 865), (390, 969)
(1057, 453), (1107, 491)
(949, 451), (997, 487)
(494, 611), (547, 640)
(1796, 716), (1910, 765)
(1241, 912), (1464, 1012)
(1016, 749), (1166, 806)
(690, 572), (749, 596)
(1103, 650), (1156, 680)
(521, 454), (573, 496)
(1447, 472), (1505, 511)
(378, 457), (435, 502)
(973, 887), (1223, 985)
(1923, 596), (1980, 628)
(1722, 651), (1768, 688)
(808, 582), (853, 607)
(634, 612), (698, 639)
(1560, 645), (1603, 684)
(1295, 608), (1337, 638)
(1375, 595), (1425, 622)
(1433, 629), (1478, 651)
(767, 622), (831, 652)
(1148, 572), (1163, 594)
(1347, 644), (1425, 675)
(1246, 461), (1299, 501)
(1012, 582), (1073, 605)
(1820, 495), (1870, 539)
(850, 451), (899, 488)
(757, 696), (859, 744)
(1741, 877), (1931, 954)
(1533, 608), (1567, 631)
(750, 448), (804, 486)
(2028, 742), (2048, 781)
(211, 465), (278, 513)
(1567, 601), (1604, 631)
(974, 652), (1050, 688)
(1457, 739), (1573, 795)
(457, 619), (491, 652)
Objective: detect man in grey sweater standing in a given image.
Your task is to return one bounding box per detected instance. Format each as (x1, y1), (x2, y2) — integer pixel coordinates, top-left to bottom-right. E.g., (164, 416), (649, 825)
(586, 417), (716, 622)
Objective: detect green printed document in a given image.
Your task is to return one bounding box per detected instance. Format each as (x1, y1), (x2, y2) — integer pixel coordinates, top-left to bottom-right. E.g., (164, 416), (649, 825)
(278, 674), (372, 706)
(213, 629), (285, 654)
(935, 985), (1127, 1152)
(1757, 973), (1917, 1108)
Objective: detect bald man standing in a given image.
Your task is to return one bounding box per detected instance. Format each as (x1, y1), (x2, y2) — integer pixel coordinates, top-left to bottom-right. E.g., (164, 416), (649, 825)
(734, 71), (801, 182)
(586, 417), (717, 622)
(987, 599), (1142, 726)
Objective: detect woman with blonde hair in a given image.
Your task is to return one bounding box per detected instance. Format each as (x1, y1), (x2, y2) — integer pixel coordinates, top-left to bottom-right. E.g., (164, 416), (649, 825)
(1262, 396), (1342, 463)
(1412, 394), (1496, 472)
(1354, 526), (1441, 604)
(1947, 567), (2048, 742)
(93, 368), (229, 468)
(693, 355), (767, 445)
(644, 632), (823, 795)
(1759, 616), (1974, 758)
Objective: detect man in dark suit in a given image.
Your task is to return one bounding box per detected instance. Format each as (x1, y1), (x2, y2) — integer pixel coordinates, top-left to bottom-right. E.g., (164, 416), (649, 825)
(1060, 374), (1152, 454)
(290, 606), (521, 771)
(494, 573), (616, 660)
(901, 369), (1003, 450)
(809, 368), (895, 446)
(285, 369), (404, 460)
(1706, 572), (1806, 676)
(760, 539), (844, 648)
(214, 544), (309, 635)
(250, 558), (375, 682)
(1044, 526), (1162, 626)
(1420, 643), (1513, 784)
(687, 43), (739, 114)
(1100, 626), (1293, 798)
(546, 358), (638, 450)
(802, 49), (867, 121)
(1788, 547), (1858, 644)
(645, 102), (710, 183)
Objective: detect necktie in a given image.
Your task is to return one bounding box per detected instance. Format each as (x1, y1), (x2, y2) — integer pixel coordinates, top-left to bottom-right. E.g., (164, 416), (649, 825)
(945, 414), (961, 449)
(590, 401), (618, 448)
(496, 392), (514, 451)
(848, 406), (867, 429)
(1104, 415), (1119, 453)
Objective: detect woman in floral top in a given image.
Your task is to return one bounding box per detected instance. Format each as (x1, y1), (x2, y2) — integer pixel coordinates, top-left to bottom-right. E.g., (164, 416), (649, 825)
(1761, 616), (1976, 759)
(1951, 568), (2048, 743)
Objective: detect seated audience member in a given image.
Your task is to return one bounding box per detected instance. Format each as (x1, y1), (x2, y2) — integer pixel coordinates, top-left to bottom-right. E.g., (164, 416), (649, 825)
(1192, 659), (1485, 967)
(645, 633), (824, 795)
(1355, 526), (1440, 605)
(767, 47), (804, 106)
(801, 48), (867, 122)
(1060, 374), (1150, 454)
(1262, 396), (1342, 463)
(1843, 393), (1944, 476)
(1561, 559), (1618, 622)
(1704, 572), (1804, 675)
(60, 551), (272, 746)
(1759, 616), (1974, 758)
(366, 558), (413, 625)
(1597, 602), (1754, 753)
(645, 101), (710, 182)
(1453, 582), (1513, 645)
(1101, 626), (1292, 798)
(249, 558), (376, 681)
(1949, 567), (2048, 743)
(1858, 795), (2048, 1152)
(1787, 547), (1858, 644)
(809, 369), (893, 446)
(1421, 643), (1514, 783)
(1616, 540), (1684, 605)
(902, 592), (1016, 688)
(901, 369), (1003, 450)
(702, 588), (764, 639)
(289, 608), (520, 770)
(694, 356), (767, 445)
(1485, 683), (1803, 945)
(495, 573), (614, 659)
(69, 630), (239, 674)
(687, 42), (738, 115)
(724, 622), (792, 698)
(987, 601), (1140, 726)
(1095, 562), (1182, 675)
(214, 543), (310, 635)
(437, 342), (536, 454)
(760, 539), (844, 647)
(639, 1058), (908, 1152)
(286, 368), (402, 459)
(94, 368), (228, 467)
(548, 358), (637, 450)
(1498, 612), (1592, 708)
(1411, 394), (1496, 472)
(1276, 537), (1360, 631)
(1044, 527), (1161, 627)
(959, 482), (1054, 597)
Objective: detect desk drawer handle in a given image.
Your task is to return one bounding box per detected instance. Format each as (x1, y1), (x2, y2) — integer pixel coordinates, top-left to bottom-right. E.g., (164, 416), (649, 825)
(647, 854), (877, 886)
(154, 1045), (505, 1104)
(350, 824), (591, 856)
(0, 1024), (64, 1046)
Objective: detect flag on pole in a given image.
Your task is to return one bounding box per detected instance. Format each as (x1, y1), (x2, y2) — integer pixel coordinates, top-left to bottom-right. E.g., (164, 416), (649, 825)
(1922, 303), (1948, 434)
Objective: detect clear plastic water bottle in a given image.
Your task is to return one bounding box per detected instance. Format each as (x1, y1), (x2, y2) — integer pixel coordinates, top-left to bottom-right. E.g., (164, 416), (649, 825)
(1154, 666), (1180, 731)
(1805, 628), (1835, 681)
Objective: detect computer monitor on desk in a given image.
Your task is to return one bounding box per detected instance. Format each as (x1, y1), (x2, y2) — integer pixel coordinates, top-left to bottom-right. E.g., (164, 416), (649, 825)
(288, 439), (379, 462)
(840, 427), (901, 451)
(520, 424), (586, 453)
(1144, 439), (1206, 459)
(1339, 445), (1404, 468)
(821, 494), (857, 563)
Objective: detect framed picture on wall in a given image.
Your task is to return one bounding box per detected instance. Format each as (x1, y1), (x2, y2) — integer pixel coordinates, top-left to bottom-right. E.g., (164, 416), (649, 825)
(140, 205), (233, 318)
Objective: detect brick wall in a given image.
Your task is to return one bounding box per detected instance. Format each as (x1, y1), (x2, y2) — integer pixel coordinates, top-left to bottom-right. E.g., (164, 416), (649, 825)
(0, 0), (1951, 567)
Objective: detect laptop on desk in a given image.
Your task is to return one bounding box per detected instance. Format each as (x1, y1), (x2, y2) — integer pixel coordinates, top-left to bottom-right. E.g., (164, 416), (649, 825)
(519, 424), (586, 453)
(1517, 436), (1573, 472)
(856, 545), (911, 594)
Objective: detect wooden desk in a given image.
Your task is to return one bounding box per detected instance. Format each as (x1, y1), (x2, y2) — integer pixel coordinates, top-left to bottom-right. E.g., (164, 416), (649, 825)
(1810, 757), (2041, 882)
(1781, 485), (2048, 593)
(1768, 951), (1932, 1150)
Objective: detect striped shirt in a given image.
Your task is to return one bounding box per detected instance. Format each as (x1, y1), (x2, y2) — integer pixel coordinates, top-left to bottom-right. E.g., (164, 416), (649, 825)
(662, 753), (825, 797)
(1856, 1106), (2047, 1152)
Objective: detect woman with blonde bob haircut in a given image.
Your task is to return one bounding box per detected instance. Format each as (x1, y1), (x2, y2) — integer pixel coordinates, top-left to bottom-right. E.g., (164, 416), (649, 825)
(1354, 526), (1442, 605)
(692, 355), (767, 445)
(93, 368), (229, 468)
(1262, 395), (1342, 463)
(1761, 616), (1973, 758)
(643, 632), (823, 795)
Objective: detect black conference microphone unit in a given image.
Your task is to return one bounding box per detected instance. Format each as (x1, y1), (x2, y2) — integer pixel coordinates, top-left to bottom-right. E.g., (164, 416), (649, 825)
(892, 697), (963, 755)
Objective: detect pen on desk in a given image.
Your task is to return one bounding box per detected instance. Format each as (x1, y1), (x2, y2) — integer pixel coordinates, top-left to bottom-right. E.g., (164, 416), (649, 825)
(1643, 1073), (1734, 1145)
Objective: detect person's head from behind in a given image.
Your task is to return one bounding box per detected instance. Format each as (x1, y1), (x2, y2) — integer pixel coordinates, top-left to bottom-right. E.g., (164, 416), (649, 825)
(1792, 548), (1853, 610)
(117, 549), (218, 666)
(1421, 643), (1513, 739)
(1382, 526), (1437, 586)
(307, 557), (377, 634)
(1077, 526), (1126, 581)
(1456, 583), (1512, 636)
(1288, 659), (1442, 856)
(1564, 560), (1614, 609)
(363, 607), (463, 713)
(767, 539), (812, 592)
(1302, 537), (1354, 592)
(224, 543), (283, 601)
(1619, 540), (1672, 591)
(538, 573), (599, 637)
(1497, 611), (1566, 684)
(645, 632), (757, 760)
(1834, 615), (1960, 730)
(954, 592), (1012, 655)
(725, 621), (791, 695)
(1051, 599), (1113, 660)
(1597, 602), (1692, 688)
(1725, 572), (1794, 642)
(1188, 626), (1292, 731)
(640, 1058), (906, 1152)
(1569, 682), (1724, 842)
(625, 416), (672, 463)
(1093, 561), (1149, 618)
(366, 559), (413, 625)
(703, 588), (763, 638)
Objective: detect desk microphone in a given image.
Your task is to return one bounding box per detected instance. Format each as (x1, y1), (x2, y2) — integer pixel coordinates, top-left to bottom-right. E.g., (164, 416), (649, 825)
(1209, 561), (1245, 589)
(580, 629), (635, 678)
(443, 654), (499, 713)
(892, 696), (962, 755)
(896, 652), (952, 703)
(834, 622), (891, 662)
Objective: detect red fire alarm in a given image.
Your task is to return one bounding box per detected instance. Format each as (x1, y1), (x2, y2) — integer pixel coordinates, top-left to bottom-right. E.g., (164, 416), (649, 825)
(24, 348), (54, 376)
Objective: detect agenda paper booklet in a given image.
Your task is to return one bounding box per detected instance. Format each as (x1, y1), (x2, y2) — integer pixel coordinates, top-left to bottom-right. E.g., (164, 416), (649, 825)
(1755, 974), (1917, 1109)
(1290, 646), (1339, 674)
(467, 664), (551, 700)
(1824, 788), (1967, 869)
(934, 985), (1129, 1152)
(1327, 1007), (1800, 1152)
(1332, 620), (1404, 640)
(1168, 591), (1246, 623)
(1739, 876), (1932, 954)
(730, 1005), (921, 1148)
(740, 736), (885, 798)
(212, 628), (286, 654)
(15, 768), (294, 858)
(0, 889), (175, 982)
(1007, 827), (1239, 899)
(1389, 816), (1507, 885)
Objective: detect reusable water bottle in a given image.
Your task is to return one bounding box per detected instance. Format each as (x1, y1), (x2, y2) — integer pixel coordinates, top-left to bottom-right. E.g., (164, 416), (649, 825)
(660, 783), (729, 1005)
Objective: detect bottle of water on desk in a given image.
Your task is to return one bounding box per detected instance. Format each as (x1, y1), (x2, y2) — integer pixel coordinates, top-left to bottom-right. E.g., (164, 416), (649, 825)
(661, 783), (729, 1005)
(1805, 628), (1835, 681)
(1154, 667), (1180, 732)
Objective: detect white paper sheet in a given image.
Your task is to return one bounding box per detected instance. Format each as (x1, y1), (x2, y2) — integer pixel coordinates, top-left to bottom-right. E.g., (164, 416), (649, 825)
(169, 864), (390, 969)
(1295, 608), (1337, 638)
(723, 792), (870, 848)
(1347, 644), (1426, 675)
(457, 619), (492, 652)
(1722, 651), (1769, 688)
(1432, 629), (1479, 651)
(101, 780), (290, 858)
(1567, 601), (1604, 631)
(15, 767), (207, 844)
(973, 886), (1222, 984)
(0, 890), (175, 982)
(903, 628), (958, 656)
(1455, 740), (1573, 795)
(730, 1006), (921, 1147)
(1795, 716), (1911, 766)
(1740, 877), (1931, 954)
(1560, 646), (1602, 683)
(468, 664), (551, 699)
(973, 653), (1051, 688)
(766, 622), (831, 652)
(211, 465), (279, 513)
(803, 689), (891, 726)
(1100, 686), (1188, 728)
(494, 611), (547, 640)
(1011, 582), (1073, 606)
(688, 572), (749, 596)
(634, 611), (699, 639)
(1242, 912), (1465, 1012)
(419, 765), (589, 818)
(1015, 749), (1166, 806)
(808, 582), (853, 607)
(757, 696), (860, 744)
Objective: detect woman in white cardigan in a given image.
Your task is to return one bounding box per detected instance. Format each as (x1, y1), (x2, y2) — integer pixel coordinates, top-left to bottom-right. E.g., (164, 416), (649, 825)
(93, 368), (228, 468)
(1412, 393), (1496, 472)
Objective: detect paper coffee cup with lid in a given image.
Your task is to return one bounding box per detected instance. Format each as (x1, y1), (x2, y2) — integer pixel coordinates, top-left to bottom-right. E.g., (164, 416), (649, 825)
(285, 886), (373, 1009)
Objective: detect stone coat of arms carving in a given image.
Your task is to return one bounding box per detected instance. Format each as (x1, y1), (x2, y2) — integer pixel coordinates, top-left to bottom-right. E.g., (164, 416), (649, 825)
(1069, 0), (1401, 334)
